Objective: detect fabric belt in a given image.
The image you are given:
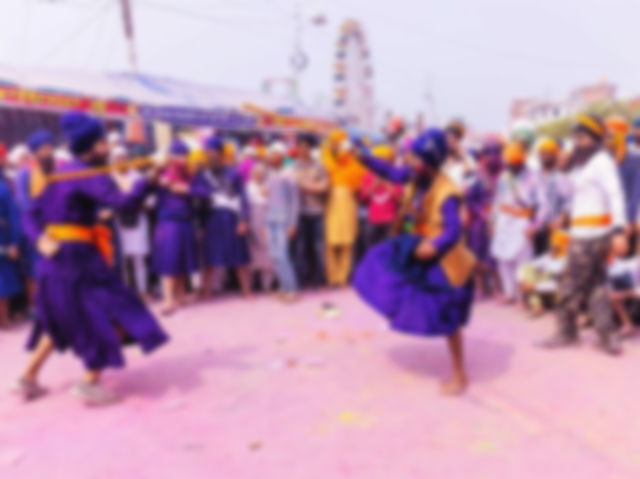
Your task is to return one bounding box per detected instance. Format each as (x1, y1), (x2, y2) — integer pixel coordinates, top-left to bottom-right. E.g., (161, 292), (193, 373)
(46, 224), (114, 266)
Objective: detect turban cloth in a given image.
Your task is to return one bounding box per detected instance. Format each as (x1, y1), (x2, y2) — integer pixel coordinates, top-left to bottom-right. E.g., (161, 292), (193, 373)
(60, 111), (105, 155)
(27, 129), (54, 153)
(411, 128), (448, 170)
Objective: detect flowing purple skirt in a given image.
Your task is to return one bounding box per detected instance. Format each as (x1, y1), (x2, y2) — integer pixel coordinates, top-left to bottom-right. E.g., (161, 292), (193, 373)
(202, 210), (250, 268)
(153, 219), (198, 276)
(353, 239), (473, 337)
(28, 244), (169, 370)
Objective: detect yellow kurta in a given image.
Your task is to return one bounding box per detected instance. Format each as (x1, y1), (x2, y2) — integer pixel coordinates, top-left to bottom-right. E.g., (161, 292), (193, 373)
(322, 145), (365, 246)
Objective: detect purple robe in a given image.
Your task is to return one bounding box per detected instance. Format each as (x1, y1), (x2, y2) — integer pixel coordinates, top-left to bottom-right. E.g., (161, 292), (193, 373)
(152, 182), (199, 276)
(193, 167), (250, 268)
(353, 158), (473, 337)
(25, 160), (168, 370)
(0, 174), (22, 297)
(354, 198), (473, 337)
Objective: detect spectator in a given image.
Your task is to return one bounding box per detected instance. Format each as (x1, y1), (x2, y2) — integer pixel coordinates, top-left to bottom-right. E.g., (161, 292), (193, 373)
(265, 142), (300, 301)
(153, 139), (199, 315)
(197, 137), (251, 298)
(529, 137), (568, 254)
(518, 230), (569, 317)
(112, 146), (151, 296)
(0, 142), (22, 327)
(490, 141), (537, 304)
(247, 164), (275, 292)
(359, 144), (403, 248)
(322, 130), (365, 287)
(292, 134), (328, 287)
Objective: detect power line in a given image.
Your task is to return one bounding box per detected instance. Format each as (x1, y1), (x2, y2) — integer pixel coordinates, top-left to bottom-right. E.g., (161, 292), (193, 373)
(85, 0), (114, 69)
(136, 0), (284, 28)
(35, 0), (113, 65)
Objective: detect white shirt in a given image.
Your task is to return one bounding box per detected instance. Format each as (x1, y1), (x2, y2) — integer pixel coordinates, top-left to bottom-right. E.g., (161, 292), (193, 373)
(566, 150), (625, 239)
(443, 154), (476, 191)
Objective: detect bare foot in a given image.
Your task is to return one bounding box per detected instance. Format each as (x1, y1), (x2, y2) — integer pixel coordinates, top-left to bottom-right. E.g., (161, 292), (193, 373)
(160, 304), (176, 317)
(578, 315), (592, 329)
(441, 374), (468, 396)
(281, 293), (299, 304)
(620, 324), (636, 339)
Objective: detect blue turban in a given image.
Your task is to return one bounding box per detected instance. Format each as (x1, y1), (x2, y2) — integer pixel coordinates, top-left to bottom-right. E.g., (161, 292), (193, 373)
(411, 128), (448, 170)
(203, 136), (223, 152)
(26, 129), (54, 153)
(60, 111), (105, 155)
(169, 139), (190, 156)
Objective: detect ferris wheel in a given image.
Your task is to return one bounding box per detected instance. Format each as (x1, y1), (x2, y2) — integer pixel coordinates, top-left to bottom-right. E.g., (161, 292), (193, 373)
(333, 19), (375, 131)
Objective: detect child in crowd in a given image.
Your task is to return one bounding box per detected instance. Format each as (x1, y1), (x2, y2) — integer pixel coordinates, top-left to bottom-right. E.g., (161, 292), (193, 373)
(247, 164), (275, 291)
(607, 253), (639, 338)
(359, 145), (403, 249)
(517, 230), (569, 316)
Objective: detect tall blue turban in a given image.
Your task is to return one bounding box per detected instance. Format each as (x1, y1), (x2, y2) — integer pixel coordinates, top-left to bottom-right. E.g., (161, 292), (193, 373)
(203, 136), (224, 152)
(60, 111), (105, 155)
(411, 128), (448, 170)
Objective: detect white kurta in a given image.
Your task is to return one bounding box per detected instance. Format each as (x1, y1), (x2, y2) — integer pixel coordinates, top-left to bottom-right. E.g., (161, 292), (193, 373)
(490, 168), (537, 262)
(114, 170), (150, 257)
(565, 150), (625, 239)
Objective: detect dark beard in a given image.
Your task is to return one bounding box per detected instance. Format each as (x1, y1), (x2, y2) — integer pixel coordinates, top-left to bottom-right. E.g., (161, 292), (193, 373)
(39, 156), (55, 175)
(569, 145), (600, 168)
(87, 153), (109, 167)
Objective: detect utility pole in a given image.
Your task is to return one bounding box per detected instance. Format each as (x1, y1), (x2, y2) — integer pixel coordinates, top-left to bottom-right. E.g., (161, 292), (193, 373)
(119, 0), (138, 73)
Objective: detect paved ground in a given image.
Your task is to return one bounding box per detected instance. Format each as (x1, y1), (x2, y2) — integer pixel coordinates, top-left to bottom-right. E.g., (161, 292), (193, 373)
(1, 289), (640, 478)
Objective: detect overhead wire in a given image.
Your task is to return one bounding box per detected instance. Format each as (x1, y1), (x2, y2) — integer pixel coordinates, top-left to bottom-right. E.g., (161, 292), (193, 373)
(35, 0), (113, 65)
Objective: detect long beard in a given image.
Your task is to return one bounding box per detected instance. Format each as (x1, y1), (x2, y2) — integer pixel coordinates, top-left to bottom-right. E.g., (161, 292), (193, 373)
(570, 145), (599, 168)
(39, 156), (55, 174)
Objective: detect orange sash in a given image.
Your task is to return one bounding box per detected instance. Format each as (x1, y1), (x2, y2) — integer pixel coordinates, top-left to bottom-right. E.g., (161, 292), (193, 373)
(571, 214), (611, 228)
(46, 224), (114, 267)
(500, 203), (534, 219)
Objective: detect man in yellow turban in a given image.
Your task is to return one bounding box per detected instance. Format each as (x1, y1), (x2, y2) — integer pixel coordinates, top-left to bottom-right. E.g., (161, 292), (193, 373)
(540, 114), (626, 355)
(528, 137), (568, 254)
(490, 141), (538, 304)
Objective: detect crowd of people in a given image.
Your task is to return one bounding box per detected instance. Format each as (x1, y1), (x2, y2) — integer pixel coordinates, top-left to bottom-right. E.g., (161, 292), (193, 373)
(3, 108), (640, 402)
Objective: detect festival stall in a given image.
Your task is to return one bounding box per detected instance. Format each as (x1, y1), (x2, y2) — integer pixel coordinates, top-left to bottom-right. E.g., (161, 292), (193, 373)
(0, 65), (335, 147)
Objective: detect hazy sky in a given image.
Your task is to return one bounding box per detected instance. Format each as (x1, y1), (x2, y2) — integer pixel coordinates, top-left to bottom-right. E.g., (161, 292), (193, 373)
(0, 0), (638, 131)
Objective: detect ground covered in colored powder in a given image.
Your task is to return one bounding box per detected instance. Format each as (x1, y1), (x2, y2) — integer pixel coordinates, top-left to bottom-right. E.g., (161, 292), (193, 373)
(1, 290), (640, 478)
